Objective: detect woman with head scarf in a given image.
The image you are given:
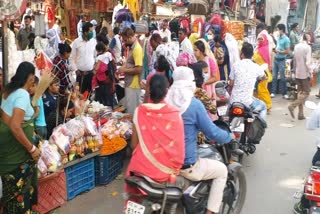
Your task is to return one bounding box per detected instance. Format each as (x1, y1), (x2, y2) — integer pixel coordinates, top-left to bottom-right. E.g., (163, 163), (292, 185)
(149, 33), (176, 73)
(225, 33), (240, 75)
(253, 33), (272, 113)
(44, 29), (60, 60)
(176, 52), (196, 67)
(213, 35), (230, 81)
(165, 66), (232, 214)
(193, 39), (219, 100)
(126, 74), (185, 185)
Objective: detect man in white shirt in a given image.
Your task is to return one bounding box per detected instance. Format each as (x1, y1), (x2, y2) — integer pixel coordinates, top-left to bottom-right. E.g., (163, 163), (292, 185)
(288, 34), (312, 120)
(178, 28), (195, 59)
(77, 15), (87, 38)
(70, 22), (97, 93)
(159, 19), (171, 43)
(109, 27), (122, 64)
(229, 42), (267, 119)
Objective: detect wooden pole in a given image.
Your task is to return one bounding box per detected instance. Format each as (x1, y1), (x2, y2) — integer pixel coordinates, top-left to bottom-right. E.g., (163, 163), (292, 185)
(2, 20), (9, 84)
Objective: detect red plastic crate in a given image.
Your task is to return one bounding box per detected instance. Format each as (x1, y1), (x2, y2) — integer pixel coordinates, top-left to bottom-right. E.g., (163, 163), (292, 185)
(38, 170), (67, 214)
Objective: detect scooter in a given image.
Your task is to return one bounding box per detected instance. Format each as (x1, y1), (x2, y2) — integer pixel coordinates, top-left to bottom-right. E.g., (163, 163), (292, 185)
(295, 101), (320, 214)
(124, 122), (246, 214)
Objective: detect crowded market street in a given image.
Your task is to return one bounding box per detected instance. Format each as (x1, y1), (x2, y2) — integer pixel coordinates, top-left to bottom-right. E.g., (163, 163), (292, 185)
(57, 94), (318, 214)
(1, 0), (320, 214)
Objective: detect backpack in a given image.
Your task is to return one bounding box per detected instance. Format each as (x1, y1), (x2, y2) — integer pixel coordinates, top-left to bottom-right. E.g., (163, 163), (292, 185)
(106, 51), (117, 84)
(247, 116), (267, 144)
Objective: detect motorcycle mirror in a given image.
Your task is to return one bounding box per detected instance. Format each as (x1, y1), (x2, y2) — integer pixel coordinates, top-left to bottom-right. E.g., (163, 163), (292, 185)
(305, 100), (318, 110)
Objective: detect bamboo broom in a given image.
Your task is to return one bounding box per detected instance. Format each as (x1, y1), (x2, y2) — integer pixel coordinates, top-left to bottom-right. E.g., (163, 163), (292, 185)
(32, 71), (56, 107)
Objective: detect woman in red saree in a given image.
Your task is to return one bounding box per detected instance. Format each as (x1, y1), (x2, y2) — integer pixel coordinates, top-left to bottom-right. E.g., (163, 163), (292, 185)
(126, 74), (185, 184)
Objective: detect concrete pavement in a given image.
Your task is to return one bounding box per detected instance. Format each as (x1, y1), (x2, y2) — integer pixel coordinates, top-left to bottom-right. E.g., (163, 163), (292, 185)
(57, 93), (320, 214)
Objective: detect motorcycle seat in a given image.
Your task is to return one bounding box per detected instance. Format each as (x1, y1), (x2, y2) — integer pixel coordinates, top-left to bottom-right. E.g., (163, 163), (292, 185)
(125, 175), (183, 202)
(129, 171), (167, 189)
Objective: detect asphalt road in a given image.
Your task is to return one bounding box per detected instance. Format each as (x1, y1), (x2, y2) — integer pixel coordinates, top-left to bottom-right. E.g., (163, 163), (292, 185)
(57, 94), (320, 214)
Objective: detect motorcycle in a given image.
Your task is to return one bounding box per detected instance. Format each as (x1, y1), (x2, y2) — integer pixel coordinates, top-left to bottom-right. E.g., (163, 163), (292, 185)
(215, 81), (267, 158)
(295, 101), (320, 214)
(303, 166), (320, 214)
(124, 121), (246, 214)
(215, 81), (230, 120)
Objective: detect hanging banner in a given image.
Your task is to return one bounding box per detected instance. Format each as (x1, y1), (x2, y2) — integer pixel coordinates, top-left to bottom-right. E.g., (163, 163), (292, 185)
(0, 0), (28, 20)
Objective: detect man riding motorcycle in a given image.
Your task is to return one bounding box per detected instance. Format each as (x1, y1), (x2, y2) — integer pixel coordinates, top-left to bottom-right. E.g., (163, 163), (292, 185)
(229, 42), (267, 120)
(166, 66), (232, 214)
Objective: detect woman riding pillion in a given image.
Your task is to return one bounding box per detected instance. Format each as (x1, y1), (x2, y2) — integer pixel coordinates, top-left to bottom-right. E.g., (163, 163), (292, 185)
(166, 66), (233, 214)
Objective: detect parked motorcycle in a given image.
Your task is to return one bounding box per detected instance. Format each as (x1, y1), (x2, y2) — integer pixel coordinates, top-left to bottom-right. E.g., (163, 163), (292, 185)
(124, 122), (246, 214)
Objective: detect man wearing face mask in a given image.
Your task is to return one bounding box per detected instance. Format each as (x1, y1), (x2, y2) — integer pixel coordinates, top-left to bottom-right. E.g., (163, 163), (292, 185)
(118, 28), (143, 114)
(70, 22), (97, 93)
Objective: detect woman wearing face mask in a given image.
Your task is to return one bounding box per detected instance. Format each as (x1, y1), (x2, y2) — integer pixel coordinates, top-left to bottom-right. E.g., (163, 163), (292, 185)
(190, 61), (217, 115)
(206, 29), (215, 51)
(194, 39), (220, 101)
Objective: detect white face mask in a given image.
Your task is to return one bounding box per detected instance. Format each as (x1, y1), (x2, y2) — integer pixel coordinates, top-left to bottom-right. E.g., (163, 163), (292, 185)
(207, 34), (213, 40)
(203, 72), (210, 82)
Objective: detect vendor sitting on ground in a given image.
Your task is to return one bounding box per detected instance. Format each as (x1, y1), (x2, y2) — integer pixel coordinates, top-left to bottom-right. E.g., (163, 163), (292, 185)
(46, 97), (75, 137)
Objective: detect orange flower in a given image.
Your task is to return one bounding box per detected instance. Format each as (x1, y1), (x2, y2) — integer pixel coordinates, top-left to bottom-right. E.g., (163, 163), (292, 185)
(17, 195), (24, 202)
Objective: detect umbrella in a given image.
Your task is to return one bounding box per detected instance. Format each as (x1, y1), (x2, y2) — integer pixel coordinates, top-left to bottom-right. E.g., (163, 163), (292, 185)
(115, 8), (134, 23)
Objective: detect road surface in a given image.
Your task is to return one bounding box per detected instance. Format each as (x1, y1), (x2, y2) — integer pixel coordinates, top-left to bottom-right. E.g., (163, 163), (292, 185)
(58, 95), (319, 214)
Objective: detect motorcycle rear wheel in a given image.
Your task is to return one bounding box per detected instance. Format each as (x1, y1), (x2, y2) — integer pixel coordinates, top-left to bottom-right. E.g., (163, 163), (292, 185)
(220, 168), (247, 214)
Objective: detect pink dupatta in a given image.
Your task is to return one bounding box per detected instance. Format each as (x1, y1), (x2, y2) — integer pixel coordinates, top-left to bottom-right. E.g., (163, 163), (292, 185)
(126, 103), (185, 184)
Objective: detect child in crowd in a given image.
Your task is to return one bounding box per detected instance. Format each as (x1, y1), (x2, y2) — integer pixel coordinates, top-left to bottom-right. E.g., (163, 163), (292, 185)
(43, 78), (59, 121)
(46, 97), (75, 137)
(28, 76), (48, 140)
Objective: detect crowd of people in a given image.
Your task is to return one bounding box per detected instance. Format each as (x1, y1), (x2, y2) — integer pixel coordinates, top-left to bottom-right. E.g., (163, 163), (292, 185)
(0, 8), (315, 213)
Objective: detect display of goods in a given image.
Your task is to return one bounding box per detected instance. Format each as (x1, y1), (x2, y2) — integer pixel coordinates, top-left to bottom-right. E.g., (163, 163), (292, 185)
(49, 116), (100, 163)
(95, 150), (124, 185)
(38, 141), (62, 176)
(100, 136), (127, 156)
(65, 158), (95, 200)
(221, 21), (244, 41)
(38, 171), (67, 214)
(101, 118), (132, 140)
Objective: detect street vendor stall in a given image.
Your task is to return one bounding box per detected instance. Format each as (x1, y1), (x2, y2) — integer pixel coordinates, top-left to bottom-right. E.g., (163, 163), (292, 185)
(36, 101), (132, 214)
